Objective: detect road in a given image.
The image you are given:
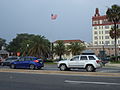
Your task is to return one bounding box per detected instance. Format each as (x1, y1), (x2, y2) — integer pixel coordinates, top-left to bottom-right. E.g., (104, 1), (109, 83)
(0, 72), (120, 90)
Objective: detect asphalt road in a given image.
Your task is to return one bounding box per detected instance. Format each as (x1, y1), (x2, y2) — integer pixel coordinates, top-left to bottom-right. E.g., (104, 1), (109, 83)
(0, 72), (120, 90)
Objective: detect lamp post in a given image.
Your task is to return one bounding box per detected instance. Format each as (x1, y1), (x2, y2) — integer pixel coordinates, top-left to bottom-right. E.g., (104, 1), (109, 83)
(26, 44), (29, 56)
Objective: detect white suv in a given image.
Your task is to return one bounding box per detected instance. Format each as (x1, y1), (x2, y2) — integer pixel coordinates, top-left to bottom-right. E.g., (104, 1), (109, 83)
(58, 55), (102, 72)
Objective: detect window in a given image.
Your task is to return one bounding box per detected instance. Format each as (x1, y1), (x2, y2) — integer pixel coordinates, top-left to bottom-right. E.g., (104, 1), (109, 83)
(19, 58), (24, 61)
(112, 41), (115, 44)
(94, 26), (97, 29)
(118, 40), (120, 44)
(99, 41), (101, 44)
(105, 25), (109, 29)
(88, 56), (96, 60)
(94, 31), (97, 34)
(102, 31), (104, 34)
(105, 41), (110, 45)
(24, 58), (31, 61)
(80, 56), (88, 60)
(71, 56), (79, 61)
(94, 36), (98, 40)
(94, 41), (98, 44)
(105, 30), (109, 34)
(99, 31), (101, 34)
(105, 36), (109, 39)
(99, 36), (101, 39)
(99, 26), (101, 29)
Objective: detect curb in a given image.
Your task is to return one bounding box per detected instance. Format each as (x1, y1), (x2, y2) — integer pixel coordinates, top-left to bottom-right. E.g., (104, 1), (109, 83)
(0, 68), (120, 77)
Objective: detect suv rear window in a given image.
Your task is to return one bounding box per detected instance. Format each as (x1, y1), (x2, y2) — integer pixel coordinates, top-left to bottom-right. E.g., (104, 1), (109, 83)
(88, 56), (96, 60)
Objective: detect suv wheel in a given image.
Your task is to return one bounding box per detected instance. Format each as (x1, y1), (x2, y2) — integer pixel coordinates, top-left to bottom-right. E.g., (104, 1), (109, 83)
(60, 64), (67, 71)
(86, 65), (95, 72)
(29, 64), (35, 70)
(10, 64), (15, 69)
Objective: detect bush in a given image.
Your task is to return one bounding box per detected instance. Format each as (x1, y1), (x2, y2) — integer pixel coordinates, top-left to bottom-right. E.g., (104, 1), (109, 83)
(44, 59), (53, 63)
(110, 56), (120, 63)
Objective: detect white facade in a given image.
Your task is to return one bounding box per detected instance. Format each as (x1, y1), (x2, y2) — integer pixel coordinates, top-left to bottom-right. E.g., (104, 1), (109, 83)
(92, 8), (120, 46)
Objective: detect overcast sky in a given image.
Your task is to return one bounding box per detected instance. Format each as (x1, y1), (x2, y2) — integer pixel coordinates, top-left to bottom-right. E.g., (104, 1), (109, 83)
(0, 0), (120, 43)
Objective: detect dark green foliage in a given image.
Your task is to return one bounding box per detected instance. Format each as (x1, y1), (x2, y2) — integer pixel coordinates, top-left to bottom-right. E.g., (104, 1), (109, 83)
(106, 4), (120, 61)
(67, 42), (86, 55)
(7, 33), (50, 58)
(53, 40), (66, 60)
(0, 38), (6, 50)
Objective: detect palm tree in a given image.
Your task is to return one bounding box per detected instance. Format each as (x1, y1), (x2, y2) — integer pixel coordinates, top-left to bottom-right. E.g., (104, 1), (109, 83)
(53, 40), (66, 60)
(109, 28), (120, 39)
(28, 35), (50, 59)
(68, 42), (86, 56)
(106, 4), (120, 60)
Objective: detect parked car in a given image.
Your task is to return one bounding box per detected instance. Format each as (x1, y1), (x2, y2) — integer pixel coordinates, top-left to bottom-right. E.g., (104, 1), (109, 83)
(0, 56), (4, 65)
(1, 56), (19, 66)
(58, 55), (102, 72)
(10, 56), (44, 70)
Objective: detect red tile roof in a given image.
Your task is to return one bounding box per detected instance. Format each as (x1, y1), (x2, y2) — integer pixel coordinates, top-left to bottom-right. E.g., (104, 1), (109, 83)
(53, 40), (84, 43)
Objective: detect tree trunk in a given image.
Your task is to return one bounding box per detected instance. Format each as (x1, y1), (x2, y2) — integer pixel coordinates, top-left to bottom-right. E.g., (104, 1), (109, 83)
(114, 23), (118, 61)
(59, 55), (62, 61)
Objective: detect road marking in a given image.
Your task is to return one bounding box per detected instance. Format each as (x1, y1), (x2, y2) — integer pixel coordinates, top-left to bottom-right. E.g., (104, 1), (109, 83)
(64, 80), (120, 85)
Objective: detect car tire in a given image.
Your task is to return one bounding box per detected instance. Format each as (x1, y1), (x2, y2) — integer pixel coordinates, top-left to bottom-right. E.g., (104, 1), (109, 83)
(29, 64), (35, 70)
(1, 63), (4, 66)
(59, 64), (67, 71)
(86, 65), (95, 72)
(10, 64), (15, 69)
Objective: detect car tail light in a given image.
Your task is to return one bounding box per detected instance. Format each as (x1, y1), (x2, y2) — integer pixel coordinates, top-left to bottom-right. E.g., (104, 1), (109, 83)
(33, 60), (39, 63)
(96, 60), (101, 63)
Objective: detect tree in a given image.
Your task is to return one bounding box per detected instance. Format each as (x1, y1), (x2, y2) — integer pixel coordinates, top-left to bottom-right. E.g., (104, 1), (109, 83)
(7, 33), (50, 58)
(109, 28), (120, 39)
(28, 35), (51, 59)
(0, 38), (6, 50)
(67, 42), (86, 56)
(106, 4), (120, 60)
(53, 40), (66, 60)
(7, 33), (34, 54)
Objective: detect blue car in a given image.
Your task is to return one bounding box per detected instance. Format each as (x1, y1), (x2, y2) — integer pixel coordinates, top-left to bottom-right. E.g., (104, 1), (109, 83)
(10, 56), (44, 70)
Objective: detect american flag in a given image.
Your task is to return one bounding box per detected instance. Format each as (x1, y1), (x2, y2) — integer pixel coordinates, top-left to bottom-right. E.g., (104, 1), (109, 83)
(51, 14), (57, 20)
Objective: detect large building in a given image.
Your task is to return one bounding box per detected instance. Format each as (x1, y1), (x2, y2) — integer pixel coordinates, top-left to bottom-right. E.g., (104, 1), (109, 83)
(92, 8), (120, 46)
(89, 8), (120, 56)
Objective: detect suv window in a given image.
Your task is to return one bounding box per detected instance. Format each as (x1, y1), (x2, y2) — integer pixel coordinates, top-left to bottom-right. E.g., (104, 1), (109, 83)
(70, 56), (79, 61)
(80, 56), (88, 60)
(88, 56), (96, 60)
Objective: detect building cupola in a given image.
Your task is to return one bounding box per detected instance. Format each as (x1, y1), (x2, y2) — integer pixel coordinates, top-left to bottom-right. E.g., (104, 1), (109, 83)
(94, 8), (100, 17)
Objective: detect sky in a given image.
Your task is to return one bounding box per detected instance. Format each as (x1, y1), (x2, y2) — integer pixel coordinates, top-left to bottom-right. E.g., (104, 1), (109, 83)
(0, 0), (120, 43)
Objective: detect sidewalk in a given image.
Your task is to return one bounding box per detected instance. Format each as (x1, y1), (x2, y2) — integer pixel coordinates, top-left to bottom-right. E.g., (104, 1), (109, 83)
(105, 63), (120, 68)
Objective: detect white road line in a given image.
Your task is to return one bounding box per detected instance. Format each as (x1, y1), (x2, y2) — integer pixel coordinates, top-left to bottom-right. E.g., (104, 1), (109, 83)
(64, 80), (120, 85)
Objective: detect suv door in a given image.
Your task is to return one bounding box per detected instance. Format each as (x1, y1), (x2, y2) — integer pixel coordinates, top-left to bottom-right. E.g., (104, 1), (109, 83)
(79, 55), (88, 68)
(68, 56), (80, 68)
